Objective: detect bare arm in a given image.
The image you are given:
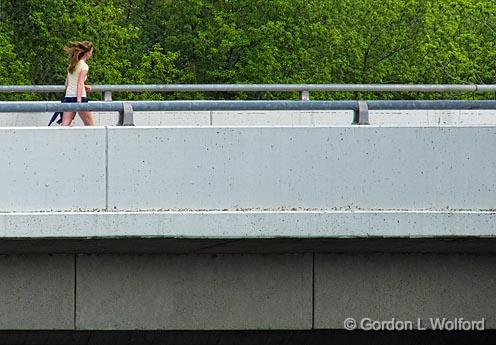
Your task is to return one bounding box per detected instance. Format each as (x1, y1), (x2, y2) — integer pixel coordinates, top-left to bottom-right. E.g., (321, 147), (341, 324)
(76, 69), (88, 102)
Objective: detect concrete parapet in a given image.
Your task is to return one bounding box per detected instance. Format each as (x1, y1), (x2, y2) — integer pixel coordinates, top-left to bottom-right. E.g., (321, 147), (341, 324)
(1, 125), (495, 214)
(108, 126), (496, 210)
(1, 110), (496, 127)
(0, 128), (106, 212)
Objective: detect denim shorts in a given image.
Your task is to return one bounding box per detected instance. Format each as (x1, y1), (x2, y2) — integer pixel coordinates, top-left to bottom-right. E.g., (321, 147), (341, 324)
(62, 97), (88, 103)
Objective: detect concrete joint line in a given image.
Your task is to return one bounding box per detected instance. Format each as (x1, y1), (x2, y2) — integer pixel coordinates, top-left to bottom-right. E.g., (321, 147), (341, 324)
(105, 127), (109, 211)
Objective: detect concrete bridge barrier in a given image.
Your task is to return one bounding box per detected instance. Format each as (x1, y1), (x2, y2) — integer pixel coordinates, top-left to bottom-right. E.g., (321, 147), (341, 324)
(1, 126), (495, 212)
(0, 125), (495, 334)
(1, 109), (496, 127)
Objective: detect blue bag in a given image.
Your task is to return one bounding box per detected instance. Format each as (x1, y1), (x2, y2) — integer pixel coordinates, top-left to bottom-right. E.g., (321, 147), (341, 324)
(48, 111), (63, 126)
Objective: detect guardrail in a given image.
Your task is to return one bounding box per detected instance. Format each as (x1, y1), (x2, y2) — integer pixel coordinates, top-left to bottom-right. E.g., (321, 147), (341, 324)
(1, 84), (496, 101)
(1, 100), (496, 125)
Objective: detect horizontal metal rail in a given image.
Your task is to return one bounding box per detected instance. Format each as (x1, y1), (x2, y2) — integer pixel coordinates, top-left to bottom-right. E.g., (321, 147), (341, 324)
(1, 84), (496, 102)
(1, 100), (496, 125)
(3, 100), (496, 112)
(2, 84), (496, 93)
(0, 100), (357, 112)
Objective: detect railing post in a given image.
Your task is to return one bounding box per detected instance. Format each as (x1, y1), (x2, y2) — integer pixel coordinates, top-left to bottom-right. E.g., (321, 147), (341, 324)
(352, 101), (370, 125)
(118, 102), (134, 126)
(103, 91), (112, 101)
(299, 90), (310, 101)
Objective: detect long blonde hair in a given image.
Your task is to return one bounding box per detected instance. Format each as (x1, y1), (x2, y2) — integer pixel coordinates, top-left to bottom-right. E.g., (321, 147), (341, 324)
(64, 41), (93, 73)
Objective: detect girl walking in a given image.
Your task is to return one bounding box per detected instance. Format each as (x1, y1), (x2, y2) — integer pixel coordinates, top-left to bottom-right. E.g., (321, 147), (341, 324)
(61, 41), (94, 126)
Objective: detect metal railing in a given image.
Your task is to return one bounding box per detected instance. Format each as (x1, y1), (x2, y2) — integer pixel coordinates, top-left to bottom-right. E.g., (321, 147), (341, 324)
(1, 84), (496, 125)
(1, 83), (496, 101)
(1, 100), (496, 125)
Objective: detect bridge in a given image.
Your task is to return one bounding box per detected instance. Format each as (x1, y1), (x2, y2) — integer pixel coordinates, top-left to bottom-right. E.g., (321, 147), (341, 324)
(0, 84), (495, 344)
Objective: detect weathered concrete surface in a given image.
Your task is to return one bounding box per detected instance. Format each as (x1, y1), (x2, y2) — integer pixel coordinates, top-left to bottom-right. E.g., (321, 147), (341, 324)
(0, 123), (494, 334)
(314, 254), (496, 329)
(2, 109), (496, 127)
(76, 254), (312, 330)
(108, 126), (496, 211)
(1, 126), (495, 213)
(0, 255), (74, 329)
(210, 110), (352, 126)
(0, 128), (106, 212)
(1, 211), (495, 239)
(0, 111), (211, 127)
(0, 252), (495, 332)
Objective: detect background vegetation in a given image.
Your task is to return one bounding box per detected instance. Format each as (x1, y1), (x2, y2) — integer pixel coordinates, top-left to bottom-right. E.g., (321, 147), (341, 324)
(0, 0), (495, 100)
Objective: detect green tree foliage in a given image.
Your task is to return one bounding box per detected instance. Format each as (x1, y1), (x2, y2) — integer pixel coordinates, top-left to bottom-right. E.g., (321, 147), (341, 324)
(0, 0), (495, 100)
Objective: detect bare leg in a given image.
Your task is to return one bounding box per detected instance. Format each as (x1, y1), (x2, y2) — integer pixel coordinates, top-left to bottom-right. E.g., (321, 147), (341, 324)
(61, 111), (76, 126)
(79, 111), (94, 126)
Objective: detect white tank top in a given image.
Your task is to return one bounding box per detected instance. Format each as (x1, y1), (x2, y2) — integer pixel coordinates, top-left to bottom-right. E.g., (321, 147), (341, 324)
(65, 60), (89, 97)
